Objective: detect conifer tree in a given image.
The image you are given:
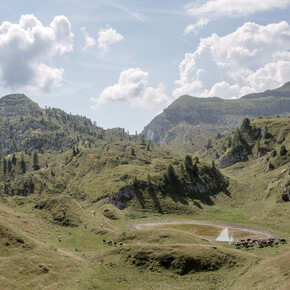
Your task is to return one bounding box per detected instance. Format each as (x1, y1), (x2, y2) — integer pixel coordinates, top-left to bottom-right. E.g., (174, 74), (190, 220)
(28, 178), (35, 194)
(20, 154), (26, 174)
(184, 154), (193, 174)
(32, 151), (39, 170)
(12, 153), (17, 165)
(133, 176), (138, 187)
(3, 158), (7, 174)
(166, 164), (178, 185)
(147, 174), (152, 186)
(280, 145), (287, 156)
(180, 163), (185, 176)
(131, 147), (136, 156)
(240, 118), (251, 132)
(7, 159), (12, 173)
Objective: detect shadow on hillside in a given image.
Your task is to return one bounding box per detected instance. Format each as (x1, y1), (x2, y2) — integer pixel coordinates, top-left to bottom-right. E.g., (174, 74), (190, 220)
(149, 187), (163, 214)
(193, 201), (203, 209)
(135, 188), (146, 209)
(164, 183), (189, 206)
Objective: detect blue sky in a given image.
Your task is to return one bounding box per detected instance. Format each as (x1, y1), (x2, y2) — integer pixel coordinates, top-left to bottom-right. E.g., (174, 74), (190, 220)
(0, 0), (290, 133)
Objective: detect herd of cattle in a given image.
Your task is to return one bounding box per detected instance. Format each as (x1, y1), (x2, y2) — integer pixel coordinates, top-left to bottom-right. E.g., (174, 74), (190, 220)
(103, 239), (123, 246)
(232, 238), (287, 249)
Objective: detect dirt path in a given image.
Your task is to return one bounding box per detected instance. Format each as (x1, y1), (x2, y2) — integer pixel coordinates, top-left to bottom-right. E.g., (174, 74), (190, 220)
(129, 220), (277, 238)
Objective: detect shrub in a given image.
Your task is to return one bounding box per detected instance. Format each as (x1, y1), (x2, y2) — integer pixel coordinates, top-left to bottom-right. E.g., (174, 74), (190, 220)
(280, 145), (287, 156)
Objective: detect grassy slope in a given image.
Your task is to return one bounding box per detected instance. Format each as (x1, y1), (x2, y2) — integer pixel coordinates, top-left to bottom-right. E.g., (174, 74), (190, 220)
(0, 118), (289, 289)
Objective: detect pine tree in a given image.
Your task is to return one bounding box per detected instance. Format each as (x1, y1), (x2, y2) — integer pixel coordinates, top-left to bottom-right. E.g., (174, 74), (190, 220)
(32, 151), (39, 170)
(12, 153), (17, 165)
(28, 178), (34, 194)
(263, 126), (269, 139)
(147, 174), (152, 186)
(3, 158), (7, 175)
(184, 154), (193, 174)
(240, 118), (251, 132)
(227, 137), (232, 148)
(280, 145), (287, 156)
(20, 154), (26, 174)
(146, 139), (152, 151)
(131, 147), (136, 156)
(7, 159), (12, 173)
(72, 146), (77, 156)
(180, 163), (185, 176)
(133, 176), (138, 187)
(166, 164), (178, 185)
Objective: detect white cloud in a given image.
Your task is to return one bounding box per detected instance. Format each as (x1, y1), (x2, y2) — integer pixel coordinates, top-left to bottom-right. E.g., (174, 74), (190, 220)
(184, 18), (209, 35)
(186, 0), (290, 19)
(91, 68), (171, 109)
(0, 14), (73, 92)
(97, 27), (123, 55)
(81, 27), (96, 50)
(174, 21), (290, 99)
(184, 0), (290, 32)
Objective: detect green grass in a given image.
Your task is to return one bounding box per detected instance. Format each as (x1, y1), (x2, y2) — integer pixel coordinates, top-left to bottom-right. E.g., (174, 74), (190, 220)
(0, 117), (289, 289)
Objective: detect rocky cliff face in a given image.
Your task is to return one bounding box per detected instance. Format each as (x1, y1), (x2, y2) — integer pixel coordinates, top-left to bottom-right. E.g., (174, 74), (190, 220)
(218, 149), (250, 169)
(142, 83), (290, 144)
(106, 186), (136, 210)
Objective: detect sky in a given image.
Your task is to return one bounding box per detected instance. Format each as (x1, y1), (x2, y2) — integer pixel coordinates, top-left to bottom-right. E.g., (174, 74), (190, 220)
(0, 0), (290, 133)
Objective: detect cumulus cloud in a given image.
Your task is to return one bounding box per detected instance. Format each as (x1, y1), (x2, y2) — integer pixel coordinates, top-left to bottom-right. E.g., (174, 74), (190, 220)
(81, 27), (96, 50)
(174, 21), (290, 99)
(0, 14), (73, 92)
(91, 68), (171, 109)
(97, 27), (123, 55)
(186, 0), (290, 19)
(184, 0), (290, 32)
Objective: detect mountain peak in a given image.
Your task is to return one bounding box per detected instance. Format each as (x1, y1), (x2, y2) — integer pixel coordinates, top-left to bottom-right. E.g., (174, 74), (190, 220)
(274, 81), (290, 93)
(0, 94), (40, 118)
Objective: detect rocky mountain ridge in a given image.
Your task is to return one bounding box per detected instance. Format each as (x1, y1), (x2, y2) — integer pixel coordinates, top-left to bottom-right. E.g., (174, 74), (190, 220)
(142, 83), (290, 145)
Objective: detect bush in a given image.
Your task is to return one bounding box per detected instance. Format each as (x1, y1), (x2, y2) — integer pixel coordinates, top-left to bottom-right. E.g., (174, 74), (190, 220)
(280, 145), (287, 156)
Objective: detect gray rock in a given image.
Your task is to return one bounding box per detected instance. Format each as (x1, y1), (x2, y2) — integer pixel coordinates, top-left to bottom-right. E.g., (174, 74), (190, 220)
(218, 149), (250, 169)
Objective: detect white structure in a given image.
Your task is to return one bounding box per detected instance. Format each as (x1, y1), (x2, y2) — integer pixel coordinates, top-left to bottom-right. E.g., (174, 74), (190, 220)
(216, 227), (233, 242)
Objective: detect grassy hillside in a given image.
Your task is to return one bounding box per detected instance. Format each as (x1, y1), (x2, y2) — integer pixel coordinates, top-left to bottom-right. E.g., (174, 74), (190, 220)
(198, 117), (290, 232)
(0, 96), (290, 289)
(0, 94), (133, 155)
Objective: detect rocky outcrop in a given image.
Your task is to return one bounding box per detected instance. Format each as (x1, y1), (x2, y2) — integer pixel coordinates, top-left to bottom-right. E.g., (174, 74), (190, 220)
(218, 149), (250, 169)
(106, 186), (136, 210)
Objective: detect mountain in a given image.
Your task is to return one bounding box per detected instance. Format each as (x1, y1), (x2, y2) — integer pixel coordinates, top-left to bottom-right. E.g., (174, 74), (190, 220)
(0, 94), (128, 155)
(0, 93), (227, 213)
(142, 83), (290, 148)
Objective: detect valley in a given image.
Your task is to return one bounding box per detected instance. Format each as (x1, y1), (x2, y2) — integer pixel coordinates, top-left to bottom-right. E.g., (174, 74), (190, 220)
(0, 91), (289, 289)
